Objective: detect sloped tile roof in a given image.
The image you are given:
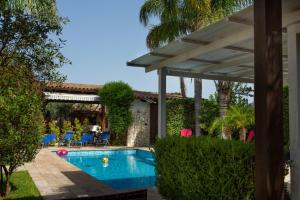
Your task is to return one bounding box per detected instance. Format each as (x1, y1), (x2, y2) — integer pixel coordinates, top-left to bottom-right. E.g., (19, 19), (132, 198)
(45, 82), (182, 102)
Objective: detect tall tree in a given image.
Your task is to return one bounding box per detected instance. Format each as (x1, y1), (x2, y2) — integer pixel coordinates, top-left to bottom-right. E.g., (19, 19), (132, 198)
(0, 66), (45, 196)
(0, 0), (61, 26)
(139, 0), (252, 137)
(0, 1), (68, 196)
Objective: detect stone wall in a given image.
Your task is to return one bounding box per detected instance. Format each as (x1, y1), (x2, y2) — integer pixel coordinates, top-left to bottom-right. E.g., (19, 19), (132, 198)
(127, 99), (150, 147)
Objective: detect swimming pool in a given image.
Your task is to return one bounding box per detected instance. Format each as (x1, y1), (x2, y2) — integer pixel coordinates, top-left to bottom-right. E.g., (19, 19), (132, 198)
(58, 150), (156, 190)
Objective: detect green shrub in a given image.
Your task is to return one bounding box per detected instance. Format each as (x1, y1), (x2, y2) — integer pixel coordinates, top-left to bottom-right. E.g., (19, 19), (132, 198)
(155, 136), (255, 200)
(73, 118), (83, 141)
(166, 98), (194, 135)
(49, 120), (60, 138)
(199, 95), (219, 134)
(98, 81), (134, 137)
(82, 118), (90, 132)
(62, 120), (73, 137)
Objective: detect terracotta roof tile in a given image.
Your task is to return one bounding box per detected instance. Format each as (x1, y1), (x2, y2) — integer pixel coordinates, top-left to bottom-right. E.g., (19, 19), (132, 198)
(45, 82), (182, 101)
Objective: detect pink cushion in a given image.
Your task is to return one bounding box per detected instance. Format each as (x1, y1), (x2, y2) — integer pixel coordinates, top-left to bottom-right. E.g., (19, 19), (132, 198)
(247, 130), (255, 142)
(180, 129), (192, 137)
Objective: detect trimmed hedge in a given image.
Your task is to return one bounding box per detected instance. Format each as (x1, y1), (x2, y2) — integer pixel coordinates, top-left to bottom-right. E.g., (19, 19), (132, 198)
(166, 99), (194, 136)
(155, 136), (255, 200)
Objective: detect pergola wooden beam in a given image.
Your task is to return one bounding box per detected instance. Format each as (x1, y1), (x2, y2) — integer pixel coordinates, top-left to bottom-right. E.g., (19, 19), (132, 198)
(254, 0), (284, 199)
(126, 61), (149, 68)
(150, 52), (220, 65)
(166, 69), (254, 83)
(192, 55), (254, 73)
(181, 38), (255, 54)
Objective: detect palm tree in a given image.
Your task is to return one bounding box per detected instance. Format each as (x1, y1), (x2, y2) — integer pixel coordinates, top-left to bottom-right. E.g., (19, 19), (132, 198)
(209, 115), (233, 139)
(139, 0), (252, 137)
(209, 105), (254, 141)
(225, 105), (254, 141)
(215, 81), (231, 119)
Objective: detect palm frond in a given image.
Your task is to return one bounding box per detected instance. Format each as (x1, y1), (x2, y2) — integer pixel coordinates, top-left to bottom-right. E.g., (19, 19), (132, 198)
(139, 0), (164, 26)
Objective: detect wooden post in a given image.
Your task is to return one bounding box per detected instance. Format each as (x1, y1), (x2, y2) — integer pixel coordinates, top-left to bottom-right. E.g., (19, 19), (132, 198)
(287, 23), (300, 200)
(158, 68), (167, 138)
(254, 0), (284, 199)
(101, 105), (106, 131)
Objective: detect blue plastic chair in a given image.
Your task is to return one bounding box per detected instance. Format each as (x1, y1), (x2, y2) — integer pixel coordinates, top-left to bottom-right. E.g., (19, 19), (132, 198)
(76, 133), (94, 147)
(41, 133), (57, 147)
(97, 131), (111, 146)
(59, 131), (74, 147)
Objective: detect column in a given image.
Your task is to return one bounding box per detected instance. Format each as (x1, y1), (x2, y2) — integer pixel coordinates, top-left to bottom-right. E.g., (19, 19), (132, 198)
(254, 0), (284, 199)
(287, 23), (300, 200)
(101, 105), (107, 131)
(158, 68), (166, 138)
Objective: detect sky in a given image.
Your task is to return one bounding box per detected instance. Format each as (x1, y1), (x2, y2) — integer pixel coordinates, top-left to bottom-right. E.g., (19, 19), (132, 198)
(56, 0), (216, 98)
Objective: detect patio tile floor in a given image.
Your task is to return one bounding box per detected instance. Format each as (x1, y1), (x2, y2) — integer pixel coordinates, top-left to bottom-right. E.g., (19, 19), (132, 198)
(23, 146), (162, 200)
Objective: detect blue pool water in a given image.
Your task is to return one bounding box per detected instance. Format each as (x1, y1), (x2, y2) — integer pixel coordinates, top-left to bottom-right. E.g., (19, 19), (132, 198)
(58, 150), (156, 190)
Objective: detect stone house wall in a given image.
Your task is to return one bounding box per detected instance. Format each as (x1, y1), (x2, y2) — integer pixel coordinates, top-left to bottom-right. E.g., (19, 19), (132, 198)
(127, 99), (150, 147)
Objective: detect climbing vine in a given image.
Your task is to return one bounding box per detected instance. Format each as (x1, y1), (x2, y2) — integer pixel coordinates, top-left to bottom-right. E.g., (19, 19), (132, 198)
(98, 81), (134, 136)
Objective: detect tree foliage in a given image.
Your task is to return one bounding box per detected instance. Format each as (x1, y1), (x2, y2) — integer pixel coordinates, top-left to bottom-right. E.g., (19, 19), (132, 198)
(0, 67), (45, 196)
(0, 9), (69, 83)
(98, 81), (134, 135)
(139, 0), (252, 49)
(49, 120), (60, 138)
(82, 118), (90, 133)
(199, 95), (219, 134)
(225, 105), (254, 141)
(46, 103), (73, 128)
(73, 118), (83, 141)
(62, 120), (73, 135)
(229, 83), (253, 105)
(0, 0), (62, 26)
(0, 1), (68, 197)
(167, 98), (195, 135)
(209, 105), (254, 141)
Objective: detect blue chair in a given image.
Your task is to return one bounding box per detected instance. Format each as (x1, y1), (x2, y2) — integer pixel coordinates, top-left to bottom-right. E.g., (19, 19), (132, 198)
(59, 131), (74, 147)
(97, 131), (110, 146)
(41, 133), (57, 147)
(76, 133), (94, 147)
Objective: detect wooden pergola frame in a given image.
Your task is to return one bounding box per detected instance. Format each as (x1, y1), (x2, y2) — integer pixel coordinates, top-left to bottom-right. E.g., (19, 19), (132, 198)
(127, 0), (300, 199)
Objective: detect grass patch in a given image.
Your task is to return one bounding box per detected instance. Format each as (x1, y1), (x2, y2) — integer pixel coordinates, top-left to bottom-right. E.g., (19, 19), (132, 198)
(1, 171), (41, 200)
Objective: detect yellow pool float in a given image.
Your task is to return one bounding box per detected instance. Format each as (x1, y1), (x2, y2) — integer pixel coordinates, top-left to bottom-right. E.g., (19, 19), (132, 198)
(101, 157), (109, 164)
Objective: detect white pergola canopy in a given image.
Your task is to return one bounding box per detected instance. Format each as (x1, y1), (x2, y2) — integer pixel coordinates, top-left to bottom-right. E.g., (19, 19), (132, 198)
(128, 0), (300, 199)
(128, 1), (300, 83)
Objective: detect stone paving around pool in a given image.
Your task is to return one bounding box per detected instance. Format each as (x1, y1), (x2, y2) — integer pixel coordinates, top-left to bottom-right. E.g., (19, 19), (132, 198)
(23, 146), (162, 200)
